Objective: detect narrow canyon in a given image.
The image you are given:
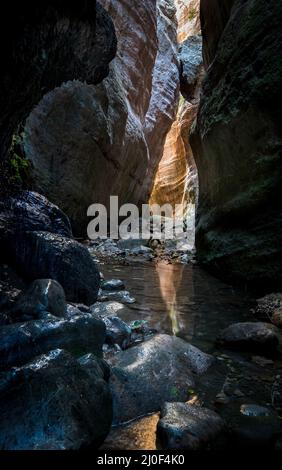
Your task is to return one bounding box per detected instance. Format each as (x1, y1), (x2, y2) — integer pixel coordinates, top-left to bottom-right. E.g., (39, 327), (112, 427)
(0, 0), (281, 452)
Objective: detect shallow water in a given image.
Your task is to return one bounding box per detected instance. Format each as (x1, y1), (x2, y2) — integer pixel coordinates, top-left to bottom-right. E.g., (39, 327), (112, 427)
(100, 260), (254, 352)
(98, 259), (282, 450)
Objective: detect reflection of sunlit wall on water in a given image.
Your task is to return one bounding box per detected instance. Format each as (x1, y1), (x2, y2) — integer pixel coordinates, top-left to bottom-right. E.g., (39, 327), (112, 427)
(156, 263), (184, 335)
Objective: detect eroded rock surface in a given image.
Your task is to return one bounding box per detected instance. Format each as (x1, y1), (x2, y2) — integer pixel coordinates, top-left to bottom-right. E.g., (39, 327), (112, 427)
(24, 0), (179, 235)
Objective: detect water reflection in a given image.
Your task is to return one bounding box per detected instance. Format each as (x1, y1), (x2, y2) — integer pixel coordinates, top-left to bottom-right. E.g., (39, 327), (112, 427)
(101, 261), (254, 352)
(155, 263), (184, 335)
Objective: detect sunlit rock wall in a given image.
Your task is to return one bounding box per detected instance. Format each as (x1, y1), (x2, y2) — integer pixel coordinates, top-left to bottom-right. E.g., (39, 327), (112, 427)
(24, 0), (179, 236)
(150, 1), (203, 217)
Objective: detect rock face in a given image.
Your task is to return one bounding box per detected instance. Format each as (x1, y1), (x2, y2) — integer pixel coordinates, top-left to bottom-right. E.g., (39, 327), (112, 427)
(108, 334), (214, 424)
(0, 349), (112, 449)
(175, 0), (201, 43)
(0, 312), (106, 370)
(24, 0), (179, 236)
(0, 1), (116, 189)
(8, 231), (100, 305)
(158, 402), (224, 450)
(191, 0), (282, 287)
(149, 2), (203, 222)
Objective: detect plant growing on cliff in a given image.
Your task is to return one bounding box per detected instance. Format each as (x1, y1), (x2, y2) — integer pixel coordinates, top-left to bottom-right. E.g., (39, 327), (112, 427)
(6, 131), (31, 189)
(188, 8), (197, 21)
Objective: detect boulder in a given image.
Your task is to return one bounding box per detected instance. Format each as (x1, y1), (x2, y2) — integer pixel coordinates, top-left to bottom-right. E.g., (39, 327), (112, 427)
(253, 293), (282, 321)
(98, 290), (136, 304)
(0, 313), (106, 370)
(9, 231), (100, 305)
(217, 322), (280, 352)
(0, 191), (72, 246)
(0, 349), (112, 449)
(271, 309), (282, 328)
(158, 402), (224, 450)
(108, 334), (214, 424)
(10, 279), (66, 321)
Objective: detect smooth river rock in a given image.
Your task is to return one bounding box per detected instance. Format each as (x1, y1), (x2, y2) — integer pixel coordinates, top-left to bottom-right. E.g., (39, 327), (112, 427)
(217, 322), (280, 352)
(0, 313), (106, 370)
(158, 402), (224, 450)
(0, 349), (112, 449)
(108, 334), (214, 424)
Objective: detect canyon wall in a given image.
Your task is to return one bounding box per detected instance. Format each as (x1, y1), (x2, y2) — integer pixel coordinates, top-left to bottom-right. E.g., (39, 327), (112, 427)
(24, 0), (179, 236)
(0, 1), (116, 191)
(150, 0), (203, 217)
(191, 0), (282, 287)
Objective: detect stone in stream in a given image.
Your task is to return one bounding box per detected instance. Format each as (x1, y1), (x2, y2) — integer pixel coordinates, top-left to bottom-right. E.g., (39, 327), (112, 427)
(108, 334), (214, 424)
(10, 279), (66, 321)
(0, 349), (112, 450)
(98, 290), (136, 304)
(252, 293), (282, 321)
(8, 231), (101, 305)
(217, 322), (280, 352)
(103, 316), (132, 349)
(0, 313), (106, 370)
(101, 279), (125, 291)
(157, 403), (224, 450)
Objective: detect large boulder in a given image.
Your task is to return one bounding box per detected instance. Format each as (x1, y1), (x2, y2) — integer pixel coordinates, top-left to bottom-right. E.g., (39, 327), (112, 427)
(191, 0), (282, 287)
(0, 313), (106, 370)
(8, 231), (100, 305)
(158, 402), (224, 450)
(0, 349), (112, 449)
(108, 334), (214, 424)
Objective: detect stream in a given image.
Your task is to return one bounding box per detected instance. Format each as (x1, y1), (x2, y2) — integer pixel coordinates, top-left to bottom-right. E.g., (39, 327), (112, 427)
(95, 258), (282, 450)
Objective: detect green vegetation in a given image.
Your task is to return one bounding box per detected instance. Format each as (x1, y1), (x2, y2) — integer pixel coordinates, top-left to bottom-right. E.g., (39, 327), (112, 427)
(7, 131), (31, 188)
(188, 8), (197, 21)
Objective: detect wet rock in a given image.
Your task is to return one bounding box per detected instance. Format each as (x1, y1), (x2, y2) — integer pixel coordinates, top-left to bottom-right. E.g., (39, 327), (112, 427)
(0, 191), (72, 245)
(10, 279), (66, 321)
(101, 279), (125, 291)
(0, 313), (106, 370)
(158, 402), (224, 450)
(90, 301), (127, 318)
(9, 231), (100, 305)
(0, 349), (112, 449)
(252, 293), (282, 321)
(240, 404), (271, 417)
(78, 353), (111, 382)
(108, 334), (214, 424)
(98, 290), (136, 305)
(103, 316), (131, 349)
(229, 405), (282, 448)
(130, 246), (153, 256)
(217, 322), (280, 352)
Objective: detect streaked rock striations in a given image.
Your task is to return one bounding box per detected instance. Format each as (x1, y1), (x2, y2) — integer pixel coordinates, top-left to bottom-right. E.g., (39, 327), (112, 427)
(191, 0), (282, 287)
(150, 2), (203, 216)
(24, 0), (179, 235)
